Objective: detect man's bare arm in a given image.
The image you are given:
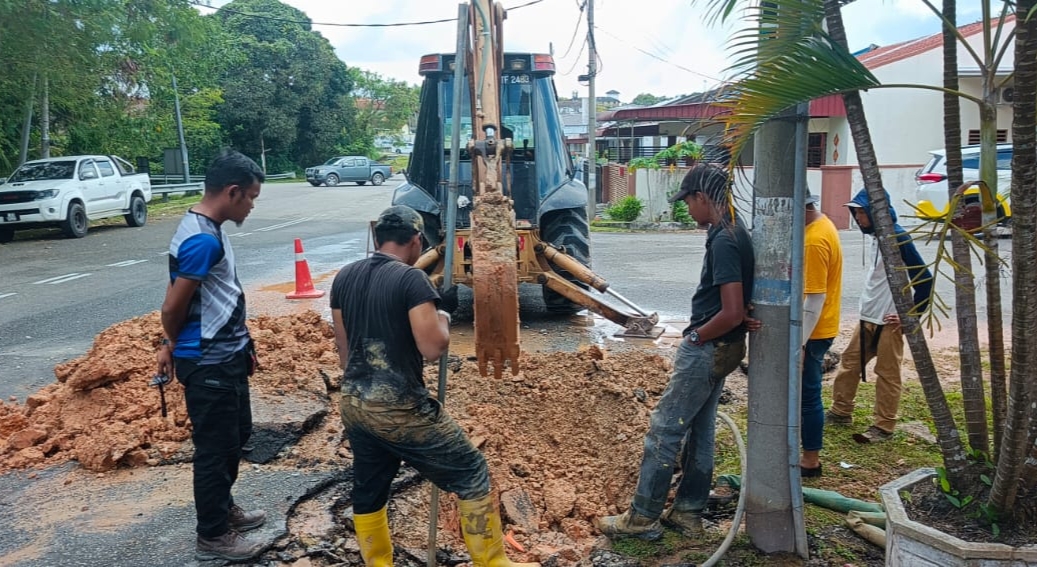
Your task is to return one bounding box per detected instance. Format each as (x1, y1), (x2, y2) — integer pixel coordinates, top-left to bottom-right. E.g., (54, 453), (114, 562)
(409, 301), (450, 361)
(331, 308), (349, 370)
(693, 282), (745, 342)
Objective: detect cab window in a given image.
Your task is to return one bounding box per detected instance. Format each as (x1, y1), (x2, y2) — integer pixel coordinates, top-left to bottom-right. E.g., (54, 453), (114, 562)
(96, 160), (116, 177)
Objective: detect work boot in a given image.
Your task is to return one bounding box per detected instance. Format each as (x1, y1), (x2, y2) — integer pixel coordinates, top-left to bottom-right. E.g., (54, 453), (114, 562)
(825, 411), (853, 426)
(195, 529), (262, 562)
(229, 504), (267, 532)
(853, 425), (893, 444)
(354, 506), (394, 567)
(660, 506), (704, 538)
(594, 509), (664, 541)
(458, 493), (540, 567)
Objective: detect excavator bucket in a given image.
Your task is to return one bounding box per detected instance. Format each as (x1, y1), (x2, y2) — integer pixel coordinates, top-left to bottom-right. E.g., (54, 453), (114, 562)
(471, 191), (521, 378)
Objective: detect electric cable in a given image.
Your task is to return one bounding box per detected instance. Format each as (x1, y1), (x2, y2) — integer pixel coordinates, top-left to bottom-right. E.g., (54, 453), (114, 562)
(557, 1), (586, 60)
(188, 0), (544, 28)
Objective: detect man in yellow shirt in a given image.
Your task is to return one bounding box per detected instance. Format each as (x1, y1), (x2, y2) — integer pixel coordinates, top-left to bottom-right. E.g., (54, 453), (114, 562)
(799, 194), (842, 477)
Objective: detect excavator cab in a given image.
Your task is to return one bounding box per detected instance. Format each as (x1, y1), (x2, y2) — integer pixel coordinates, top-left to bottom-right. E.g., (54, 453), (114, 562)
(393, 52), (591, 312)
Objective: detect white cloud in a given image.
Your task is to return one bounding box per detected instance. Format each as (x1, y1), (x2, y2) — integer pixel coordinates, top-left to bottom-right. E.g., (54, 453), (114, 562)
(201, 0), (948, 101)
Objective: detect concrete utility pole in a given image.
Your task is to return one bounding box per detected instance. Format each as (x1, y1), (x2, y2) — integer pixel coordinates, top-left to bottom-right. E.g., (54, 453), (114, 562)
(744, 102), (809, 557)
(19, 73), (36, 166)
(584, 0), (597, 222)
(172, 72), (190, 183)
(40, 75), (50, 159)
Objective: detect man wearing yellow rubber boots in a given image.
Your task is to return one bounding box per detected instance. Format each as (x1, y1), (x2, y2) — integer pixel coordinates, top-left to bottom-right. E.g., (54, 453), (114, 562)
(330, 205), (537, 567)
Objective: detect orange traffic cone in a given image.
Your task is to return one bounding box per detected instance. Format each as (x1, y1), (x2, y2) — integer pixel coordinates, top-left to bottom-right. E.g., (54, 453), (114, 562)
(286, 238), (325, 300)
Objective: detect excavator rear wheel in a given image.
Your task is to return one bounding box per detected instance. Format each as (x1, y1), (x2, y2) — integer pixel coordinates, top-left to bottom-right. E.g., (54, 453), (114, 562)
(540, 207), (591, 314)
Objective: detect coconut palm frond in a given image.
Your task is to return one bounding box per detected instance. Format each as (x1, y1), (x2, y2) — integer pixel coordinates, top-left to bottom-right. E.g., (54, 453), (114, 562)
(721, 0), (828, 72)
(714, 34), (879, 163)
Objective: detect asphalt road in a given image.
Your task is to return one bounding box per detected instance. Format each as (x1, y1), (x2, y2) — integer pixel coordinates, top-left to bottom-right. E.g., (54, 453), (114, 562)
(0, 178), (1014, 401)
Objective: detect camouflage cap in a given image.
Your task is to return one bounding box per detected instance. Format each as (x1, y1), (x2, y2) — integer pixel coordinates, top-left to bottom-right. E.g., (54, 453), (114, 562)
(374, 205), (424, 233)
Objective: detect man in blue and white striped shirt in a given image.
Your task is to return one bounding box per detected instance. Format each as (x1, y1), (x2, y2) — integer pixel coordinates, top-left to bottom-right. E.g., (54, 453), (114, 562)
(156, 149), (266, 562)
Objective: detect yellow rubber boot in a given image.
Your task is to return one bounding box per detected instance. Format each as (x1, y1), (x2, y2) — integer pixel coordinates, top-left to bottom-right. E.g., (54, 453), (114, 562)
(353, 507), (394, 567)
(458, 494), (540, 567)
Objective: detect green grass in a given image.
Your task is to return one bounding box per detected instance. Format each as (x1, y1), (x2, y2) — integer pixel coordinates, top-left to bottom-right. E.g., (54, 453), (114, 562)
(605, 378), (954, 566)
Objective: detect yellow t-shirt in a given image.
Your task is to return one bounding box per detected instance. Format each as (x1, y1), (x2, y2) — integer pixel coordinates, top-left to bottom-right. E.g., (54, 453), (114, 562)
(804, 215), (843, 340)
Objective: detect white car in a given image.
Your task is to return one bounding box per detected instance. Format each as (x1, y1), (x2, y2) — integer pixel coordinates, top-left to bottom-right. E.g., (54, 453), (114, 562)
(914, 144), (1011, 221)
(0, 155), (152, 242)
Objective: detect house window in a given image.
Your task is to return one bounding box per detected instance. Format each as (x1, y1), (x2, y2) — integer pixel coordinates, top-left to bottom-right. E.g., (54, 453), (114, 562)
(807, 133), (826, 167)
(967, 129), (1008, 145)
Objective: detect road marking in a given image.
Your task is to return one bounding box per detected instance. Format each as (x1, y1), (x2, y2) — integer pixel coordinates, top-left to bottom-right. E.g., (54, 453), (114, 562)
(253, 217), (313, 232)
(231, 232), (253, 238)
(107, 259), (149, 267)
(0, 293), (16, 300)
(33, 273), (92, 285)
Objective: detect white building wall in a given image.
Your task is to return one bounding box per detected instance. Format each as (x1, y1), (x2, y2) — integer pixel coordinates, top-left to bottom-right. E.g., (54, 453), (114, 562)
(846, 22), (1015, 166)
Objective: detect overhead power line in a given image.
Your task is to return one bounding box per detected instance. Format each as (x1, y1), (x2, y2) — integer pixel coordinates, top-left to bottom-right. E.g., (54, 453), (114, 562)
(593, 26), (722, 83)
(188, 0), (545, 28)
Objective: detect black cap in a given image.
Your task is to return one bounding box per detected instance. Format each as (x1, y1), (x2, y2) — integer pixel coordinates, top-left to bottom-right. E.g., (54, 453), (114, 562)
(805, 193), (820, 207)
(668, 164), (730, 203)
(374, 205), (424, 233)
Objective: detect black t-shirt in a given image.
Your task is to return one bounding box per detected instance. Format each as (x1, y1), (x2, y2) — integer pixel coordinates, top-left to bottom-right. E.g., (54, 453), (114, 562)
(686, 219), (755, 341)
(330, 252), (440, 406)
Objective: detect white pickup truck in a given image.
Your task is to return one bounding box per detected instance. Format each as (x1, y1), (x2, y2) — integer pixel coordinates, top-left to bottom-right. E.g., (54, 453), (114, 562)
(0, 155), (152, 243)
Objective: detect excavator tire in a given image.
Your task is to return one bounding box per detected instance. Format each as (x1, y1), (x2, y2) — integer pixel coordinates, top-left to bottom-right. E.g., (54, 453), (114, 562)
(540, 207), (591, 313)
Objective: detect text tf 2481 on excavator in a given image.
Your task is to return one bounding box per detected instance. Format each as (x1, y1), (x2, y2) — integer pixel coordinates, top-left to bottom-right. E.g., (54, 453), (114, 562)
(388, 0), (661, 378)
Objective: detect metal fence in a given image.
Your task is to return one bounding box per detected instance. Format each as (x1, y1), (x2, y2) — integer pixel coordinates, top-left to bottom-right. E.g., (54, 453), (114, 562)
(148, 171), (295, 185)
(150, 171), (296, 200)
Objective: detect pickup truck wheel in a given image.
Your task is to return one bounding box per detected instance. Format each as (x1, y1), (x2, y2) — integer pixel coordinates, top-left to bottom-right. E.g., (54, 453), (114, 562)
(371, 172), (385, 186)
(540, 207), (591, 314)
(61, 202), (89, 238)
(308, 181), (321, 187)
(325, 174), (339, 187)
(357, 181), (367, 186)
(0, 228), (14, 244)
(124, 193), (148, 227)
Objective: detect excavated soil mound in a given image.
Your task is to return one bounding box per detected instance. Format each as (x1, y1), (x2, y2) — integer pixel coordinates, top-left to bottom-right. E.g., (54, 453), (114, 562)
(0, 311), (340, 473)
(1, 310), (690, 563)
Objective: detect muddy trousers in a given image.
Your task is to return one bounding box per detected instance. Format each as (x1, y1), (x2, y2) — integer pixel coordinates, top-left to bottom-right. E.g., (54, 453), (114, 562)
(340, 396), (490, 515)
(829, 321), (904, 433)
(175, 349), (253, 538)
(631, 339), (746, 519)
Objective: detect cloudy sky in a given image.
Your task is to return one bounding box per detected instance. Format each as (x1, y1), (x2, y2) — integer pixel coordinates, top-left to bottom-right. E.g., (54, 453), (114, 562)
(199, 0), (988, 101)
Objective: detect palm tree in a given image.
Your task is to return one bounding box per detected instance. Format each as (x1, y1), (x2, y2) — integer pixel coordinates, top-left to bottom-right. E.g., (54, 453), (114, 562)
(938, 0), (989, 459)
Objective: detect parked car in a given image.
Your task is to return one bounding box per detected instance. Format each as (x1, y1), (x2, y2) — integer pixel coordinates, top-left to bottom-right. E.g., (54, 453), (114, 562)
(0, 155), (152, 243)
(914, 144), (1011, 222)
(305, 156), (392, 187)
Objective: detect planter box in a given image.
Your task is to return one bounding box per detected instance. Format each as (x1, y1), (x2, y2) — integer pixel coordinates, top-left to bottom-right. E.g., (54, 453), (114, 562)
(881, 468), (1037, 566)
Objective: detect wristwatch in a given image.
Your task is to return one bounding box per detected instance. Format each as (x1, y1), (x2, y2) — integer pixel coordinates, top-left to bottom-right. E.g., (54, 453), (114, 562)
(687, 330), (703, 346)
(160, 338), (171, 348)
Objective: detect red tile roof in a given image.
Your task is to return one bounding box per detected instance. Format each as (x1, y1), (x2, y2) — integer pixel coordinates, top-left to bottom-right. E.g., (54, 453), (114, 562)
(858, 15), (1014, 69)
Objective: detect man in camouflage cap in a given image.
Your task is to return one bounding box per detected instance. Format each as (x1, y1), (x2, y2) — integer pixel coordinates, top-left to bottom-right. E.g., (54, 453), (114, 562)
(329, 205), (537, 566)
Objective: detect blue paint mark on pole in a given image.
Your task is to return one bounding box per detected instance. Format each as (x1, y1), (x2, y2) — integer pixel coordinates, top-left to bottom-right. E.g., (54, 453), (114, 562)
(753, 277), (792, 305)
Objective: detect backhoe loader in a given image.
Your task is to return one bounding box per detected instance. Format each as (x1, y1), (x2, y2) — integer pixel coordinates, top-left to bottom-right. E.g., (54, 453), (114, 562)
(389, 0), (662, 378)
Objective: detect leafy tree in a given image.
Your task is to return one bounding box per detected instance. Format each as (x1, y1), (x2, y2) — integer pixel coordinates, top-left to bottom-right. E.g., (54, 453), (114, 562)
(212, 0), (356, 169)
(631, 93), (668, 106)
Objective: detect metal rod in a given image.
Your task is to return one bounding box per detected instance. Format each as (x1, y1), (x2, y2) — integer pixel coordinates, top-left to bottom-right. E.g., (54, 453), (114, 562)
(428, 5), (469, 566)
(786, 100), (810, 558)
(604, 287), (649, 317)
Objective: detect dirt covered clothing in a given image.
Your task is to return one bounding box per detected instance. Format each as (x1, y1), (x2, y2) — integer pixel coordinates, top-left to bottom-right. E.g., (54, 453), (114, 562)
(340, 395), (490, 514)
(168, 211), (250, 363)
(330, 252), (440, 408)
(803, 215), (843, 340)
(830, 321), (905, 433)
(685, 218), (755, 342)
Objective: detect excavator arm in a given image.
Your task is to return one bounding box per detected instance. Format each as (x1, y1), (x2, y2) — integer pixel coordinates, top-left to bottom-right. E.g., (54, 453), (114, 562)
(439, 0), (663, 379)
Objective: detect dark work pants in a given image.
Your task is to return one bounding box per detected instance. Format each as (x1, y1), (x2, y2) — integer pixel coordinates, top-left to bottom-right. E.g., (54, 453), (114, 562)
(339, 396), (490, 514)
(176, 348), (253, 538)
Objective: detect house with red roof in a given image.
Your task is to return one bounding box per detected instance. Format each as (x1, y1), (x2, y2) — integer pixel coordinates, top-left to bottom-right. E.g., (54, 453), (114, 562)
(595, 17), (1015, 227)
